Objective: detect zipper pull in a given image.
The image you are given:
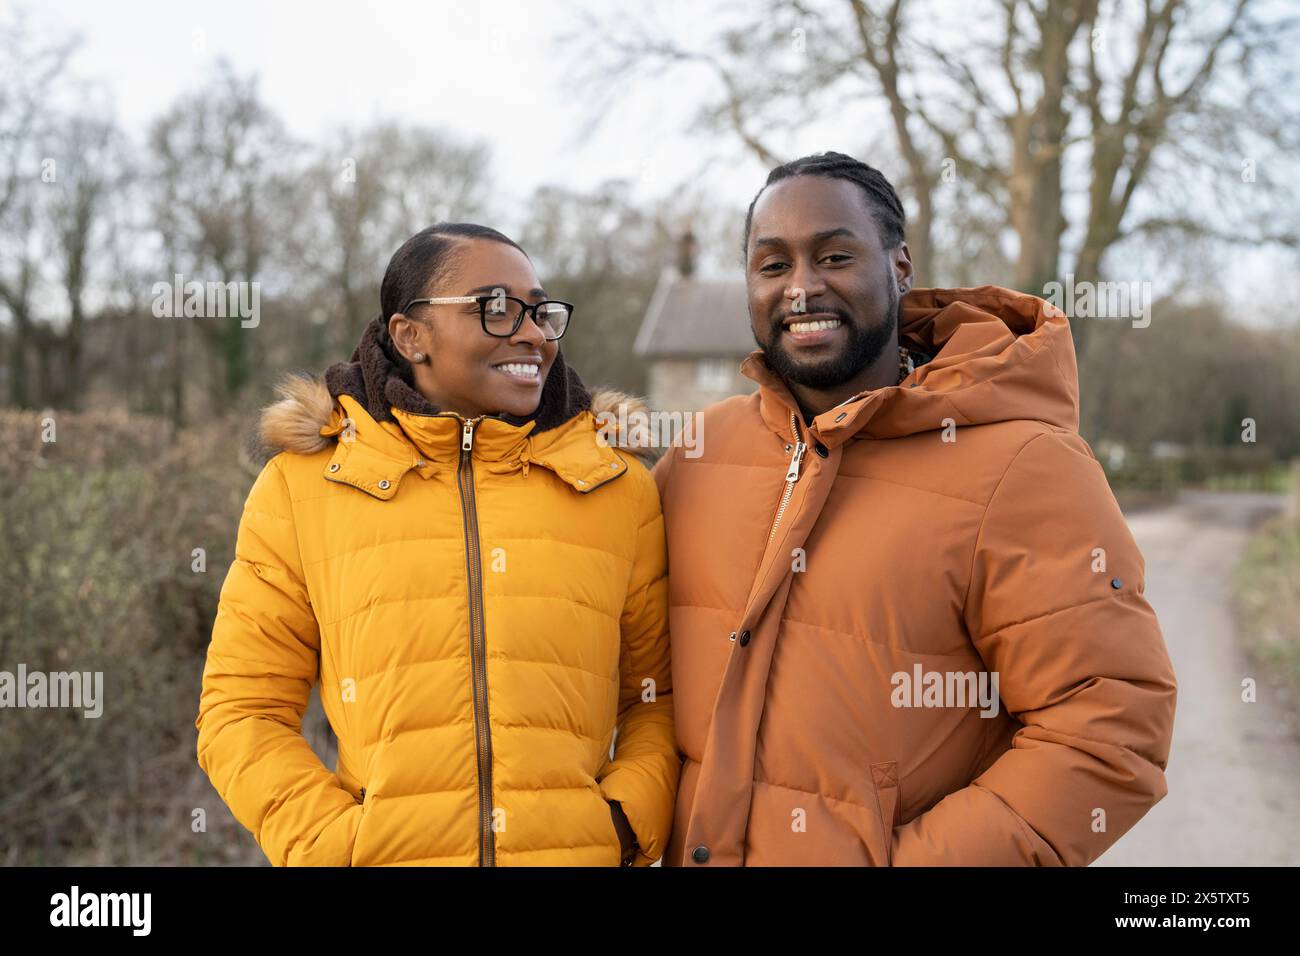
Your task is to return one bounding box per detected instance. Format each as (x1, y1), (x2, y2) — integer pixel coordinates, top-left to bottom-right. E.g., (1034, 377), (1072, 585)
(785, 412), (806, 482)
(462, 419), (475, 452)
(785, 440), (807, 482)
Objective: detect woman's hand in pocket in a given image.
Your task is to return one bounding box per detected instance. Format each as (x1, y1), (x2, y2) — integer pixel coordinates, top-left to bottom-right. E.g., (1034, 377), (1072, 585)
(607, 799), (638, 865)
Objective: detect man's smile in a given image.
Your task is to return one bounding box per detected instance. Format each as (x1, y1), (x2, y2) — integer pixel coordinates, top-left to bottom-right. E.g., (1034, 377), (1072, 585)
(779, 312), (847, 347)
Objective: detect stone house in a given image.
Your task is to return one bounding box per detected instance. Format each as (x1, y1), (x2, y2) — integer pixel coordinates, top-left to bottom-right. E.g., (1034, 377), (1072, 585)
(633, 233), (758, 412)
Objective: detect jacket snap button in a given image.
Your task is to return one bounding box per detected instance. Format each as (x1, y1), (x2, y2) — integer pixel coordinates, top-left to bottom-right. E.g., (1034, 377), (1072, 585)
(1111, 578), (1123, 589)
(814, 443), (829, 458)
(377, 479), (390, 490)
(692, 845), (710, 864)
(738, 630), (751, 646)
(328, 462), (340, 472)
(728, 631), (737, 642)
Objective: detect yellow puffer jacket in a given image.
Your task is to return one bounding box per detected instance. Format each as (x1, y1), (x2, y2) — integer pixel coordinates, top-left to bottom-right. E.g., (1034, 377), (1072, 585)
(195, 377), (679, 866)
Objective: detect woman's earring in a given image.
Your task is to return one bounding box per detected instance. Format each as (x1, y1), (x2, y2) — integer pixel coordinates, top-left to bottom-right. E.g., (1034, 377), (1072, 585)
(411, 351), (426, 364)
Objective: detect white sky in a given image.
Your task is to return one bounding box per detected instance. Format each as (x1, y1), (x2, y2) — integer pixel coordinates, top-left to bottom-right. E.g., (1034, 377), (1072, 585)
(25, 0), (1300, 324)
(36, 0), (771, 211)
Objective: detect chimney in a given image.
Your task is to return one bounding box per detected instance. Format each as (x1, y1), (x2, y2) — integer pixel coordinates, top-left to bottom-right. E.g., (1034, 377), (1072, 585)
(676, 224), (698, 279)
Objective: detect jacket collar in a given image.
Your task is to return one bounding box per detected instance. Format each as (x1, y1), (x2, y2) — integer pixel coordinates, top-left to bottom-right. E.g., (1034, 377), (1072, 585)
(259, 377), (650, 501)
(740, 284), (1077, 450)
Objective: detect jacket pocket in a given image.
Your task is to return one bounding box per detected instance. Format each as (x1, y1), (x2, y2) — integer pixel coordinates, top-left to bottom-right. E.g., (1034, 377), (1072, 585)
(350, 740), (385, 866)
(589, 779), (622, 866)
(602, 797), (623, 864)
(349, 788), (371, 866)
(870, 761), (900, 867)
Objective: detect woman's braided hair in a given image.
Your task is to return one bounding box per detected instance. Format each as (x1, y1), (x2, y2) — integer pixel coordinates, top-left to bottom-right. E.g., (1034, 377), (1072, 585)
(741, 151), (906, 261)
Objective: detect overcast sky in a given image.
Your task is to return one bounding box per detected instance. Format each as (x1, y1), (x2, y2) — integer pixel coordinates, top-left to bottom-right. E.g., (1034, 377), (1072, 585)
(37, 0), (775, 210)
(24, 0), (1300, 323)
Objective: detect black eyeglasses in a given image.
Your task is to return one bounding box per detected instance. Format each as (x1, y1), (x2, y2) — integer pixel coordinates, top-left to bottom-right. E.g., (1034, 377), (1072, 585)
(401, 294), (574, 340)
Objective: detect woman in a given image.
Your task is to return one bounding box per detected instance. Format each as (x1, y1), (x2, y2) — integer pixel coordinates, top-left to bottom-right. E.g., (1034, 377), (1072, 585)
(195, 223), (679, 866)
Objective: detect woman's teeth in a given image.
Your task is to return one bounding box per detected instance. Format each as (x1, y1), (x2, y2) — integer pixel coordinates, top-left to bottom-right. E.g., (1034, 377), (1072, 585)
(787, 318), (843, 333)
(494, 362), (539, 380)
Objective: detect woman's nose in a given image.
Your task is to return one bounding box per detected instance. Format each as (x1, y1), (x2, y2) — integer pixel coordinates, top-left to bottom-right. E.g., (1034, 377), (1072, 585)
(512, 312), (547, 346)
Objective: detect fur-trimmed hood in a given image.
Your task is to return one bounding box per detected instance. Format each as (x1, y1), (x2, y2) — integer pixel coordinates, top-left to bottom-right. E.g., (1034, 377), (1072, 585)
(259, 373), (659, 464)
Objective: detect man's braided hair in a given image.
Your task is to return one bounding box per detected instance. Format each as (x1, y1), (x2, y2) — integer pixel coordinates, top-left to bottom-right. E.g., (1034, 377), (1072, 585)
(741, 151), (906, 261)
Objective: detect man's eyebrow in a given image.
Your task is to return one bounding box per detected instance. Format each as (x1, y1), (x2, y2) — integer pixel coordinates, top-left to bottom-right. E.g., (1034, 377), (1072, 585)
(751, 227), (859, 252)
(812, 227), (859, 243)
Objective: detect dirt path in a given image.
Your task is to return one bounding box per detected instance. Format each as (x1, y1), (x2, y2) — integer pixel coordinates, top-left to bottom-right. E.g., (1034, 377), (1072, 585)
(1094, 490), (1300, 866)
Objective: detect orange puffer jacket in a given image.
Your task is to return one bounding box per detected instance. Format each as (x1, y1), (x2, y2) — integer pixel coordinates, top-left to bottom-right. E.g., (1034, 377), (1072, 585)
(654, 286), (1177, 866)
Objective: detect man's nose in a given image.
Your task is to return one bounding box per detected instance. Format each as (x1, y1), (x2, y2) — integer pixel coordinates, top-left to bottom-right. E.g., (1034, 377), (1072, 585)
(786, 259), (826, 304)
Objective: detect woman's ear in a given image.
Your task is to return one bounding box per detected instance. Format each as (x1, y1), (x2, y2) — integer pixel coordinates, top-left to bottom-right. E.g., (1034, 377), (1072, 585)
(388, 313), (427, 363)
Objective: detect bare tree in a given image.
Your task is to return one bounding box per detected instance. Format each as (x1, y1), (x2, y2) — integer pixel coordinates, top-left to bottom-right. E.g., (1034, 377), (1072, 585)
(46, 115), (123, 409)
(571, 0), (1300, 356)
(0, 10), (75, 407)
(147, 61), (293, 415)
(283, 122), (494, 363)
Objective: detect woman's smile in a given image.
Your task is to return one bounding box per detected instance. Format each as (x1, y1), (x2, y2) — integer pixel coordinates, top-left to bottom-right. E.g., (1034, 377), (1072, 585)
(490, 356), (543, 384)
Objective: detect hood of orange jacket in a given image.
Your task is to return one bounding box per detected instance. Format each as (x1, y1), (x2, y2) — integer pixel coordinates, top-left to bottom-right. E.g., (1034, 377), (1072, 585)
(654, 284), (1177, 867)
(748, 285), (1080, 447)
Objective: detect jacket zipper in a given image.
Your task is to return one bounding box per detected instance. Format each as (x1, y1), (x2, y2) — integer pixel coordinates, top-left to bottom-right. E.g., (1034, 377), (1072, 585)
(456, 415), (496, 866)
(768, 411), (807, 543)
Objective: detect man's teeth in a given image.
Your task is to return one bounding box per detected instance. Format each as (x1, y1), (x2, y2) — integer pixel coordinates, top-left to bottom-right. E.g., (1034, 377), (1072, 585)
(787, 318), (843, 333)
(494, 363), (539, 378)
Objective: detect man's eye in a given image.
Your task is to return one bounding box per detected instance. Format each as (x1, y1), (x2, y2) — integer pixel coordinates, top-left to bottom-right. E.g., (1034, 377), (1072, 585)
(823, 254), (851, 264)
(759, 262), (788, 274)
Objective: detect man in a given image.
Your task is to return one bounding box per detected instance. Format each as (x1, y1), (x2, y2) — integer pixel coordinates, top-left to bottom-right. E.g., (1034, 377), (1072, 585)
(652, 151), (1177, 866)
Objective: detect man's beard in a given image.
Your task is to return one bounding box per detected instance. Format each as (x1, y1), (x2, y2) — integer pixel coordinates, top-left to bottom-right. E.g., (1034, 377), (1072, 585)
(755, 281), (899, 391)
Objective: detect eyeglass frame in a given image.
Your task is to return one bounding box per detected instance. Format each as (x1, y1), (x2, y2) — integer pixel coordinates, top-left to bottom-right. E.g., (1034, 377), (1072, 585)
(400, 294), (575, 341)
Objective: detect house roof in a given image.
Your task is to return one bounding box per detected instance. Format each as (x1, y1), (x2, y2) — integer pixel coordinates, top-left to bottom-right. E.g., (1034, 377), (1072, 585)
(634, 269), (755, 358)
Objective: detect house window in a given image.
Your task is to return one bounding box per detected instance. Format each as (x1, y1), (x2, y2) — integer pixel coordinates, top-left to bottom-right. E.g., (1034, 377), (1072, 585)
(695, 359), (732, 391)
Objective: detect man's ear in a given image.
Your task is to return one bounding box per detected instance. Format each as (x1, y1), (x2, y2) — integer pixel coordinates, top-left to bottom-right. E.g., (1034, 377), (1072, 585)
(893, 242), (914, 295)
